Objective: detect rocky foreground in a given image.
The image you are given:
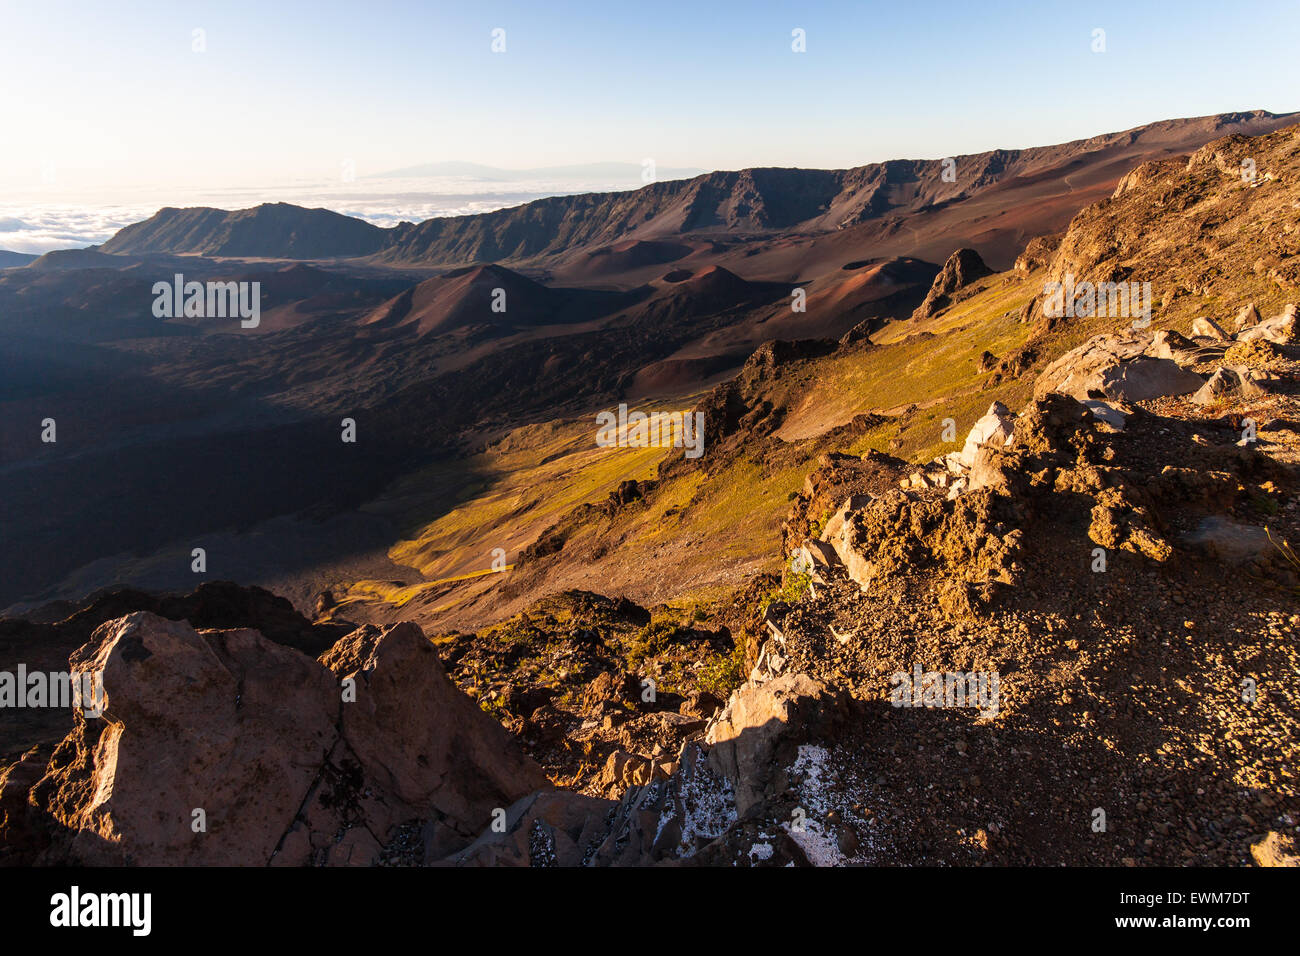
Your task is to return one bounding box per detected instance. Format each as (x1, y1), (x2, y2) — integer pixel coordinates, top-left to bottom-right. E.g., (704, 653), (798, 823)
(5, 290), (1300, 866)
(0, 604), (819, 866)
(2, 364), (1299, 865)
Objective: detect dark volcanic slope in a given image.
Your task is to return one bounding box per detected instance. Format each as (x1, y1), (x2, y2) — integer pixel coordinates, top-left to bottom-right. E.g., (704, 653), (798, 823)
(6, 111), (1297, 614)
(0, 251), (37, 269)
(100, 202), (389, 258)
(95, 110), (1297, 270)
(361, 264), (612, 338)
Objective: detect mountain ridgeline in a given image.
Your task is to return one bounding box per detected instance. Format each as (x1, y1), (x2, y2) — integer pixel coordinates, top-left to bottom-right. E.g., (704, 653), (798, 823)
(94, 111), (1297, 269)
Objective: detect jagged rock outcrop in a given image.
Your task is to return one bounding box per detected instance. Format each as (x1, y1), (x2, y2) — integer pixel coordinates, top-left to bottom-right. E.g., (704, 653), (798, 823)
(0, 747), (52, 862)
(955, 401), (1016, 470)
(1237, 303), (1297, 344)
(13, 613), (549, 865)
(449, 670), (863, 866)
(911, 248), (993, 320)
(1, 604), (860, 867)
(1034, 330), (1205, 402)
(1013, 233), (1062, 273)
(782, 385), (1293, 618)
(1043, 122), (1300, 301)
(0, 581), (358, 780)
(783, 449), (907, 557)
(705, 673), (847, 816)
(1032, 301), (1293, 408)
(691, 338), (839, 452)
(449, 743), (738, 866)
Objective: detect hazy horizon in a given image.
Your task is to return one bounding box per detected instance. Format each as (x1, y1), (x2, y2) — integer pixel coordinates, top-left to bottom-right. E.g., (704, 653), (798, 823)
(4, 104), (1297, 256)
(0, 166), (712, 254)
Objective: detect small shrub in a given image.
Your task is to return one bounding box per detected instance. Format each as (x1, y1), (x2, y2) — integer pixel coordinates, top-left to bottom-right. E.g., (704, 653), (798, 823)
(758, 557), (813, 614)
(698, 645), (746, 698)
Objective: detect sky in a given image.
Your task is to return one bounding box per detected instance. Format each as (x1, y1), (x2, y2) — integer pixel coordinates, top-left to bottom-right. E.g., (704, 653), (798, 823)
(0, 0), (1298, 248)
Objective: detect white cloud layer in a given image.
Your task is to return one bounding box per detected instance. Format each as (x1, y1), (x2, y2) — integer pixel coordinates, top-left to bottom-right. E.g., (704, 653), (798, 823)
(0, 173), (658, 256)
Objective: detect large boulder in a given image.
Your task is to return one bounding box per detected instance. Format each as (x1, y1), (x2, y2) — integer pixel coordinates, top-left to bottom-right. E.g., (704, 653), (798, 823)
(302, 622), (551, 862)
(1148, 328), (1224, 364)
(1232, 302), (1261, 333)
(957, 401), (1016, 468)
(22, 613), (549, 866)
(1035, 330), (1203, 402)
(819, 493), (874, 545)
(1191, 316), (1230, 341)
(1191, 366), (1272, 406)
(31, 614), (339, 866)
(1035, 330), (1147, 397)
(1237, 303), (1297, 345)
(1093, 357), (1205, 402)
(705, 673), (846, 816)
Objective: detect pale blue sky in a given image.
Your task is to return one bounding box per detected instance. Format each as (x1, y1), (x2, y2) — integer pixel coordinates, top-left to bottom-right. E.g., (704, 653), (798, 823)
(1, 0), (1298, 194)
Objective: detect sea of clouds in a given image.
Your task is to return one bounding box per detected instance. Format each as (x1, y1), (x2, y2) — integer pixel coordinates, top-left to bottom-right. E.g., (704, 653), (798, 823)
(0, 173), (655, 256)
